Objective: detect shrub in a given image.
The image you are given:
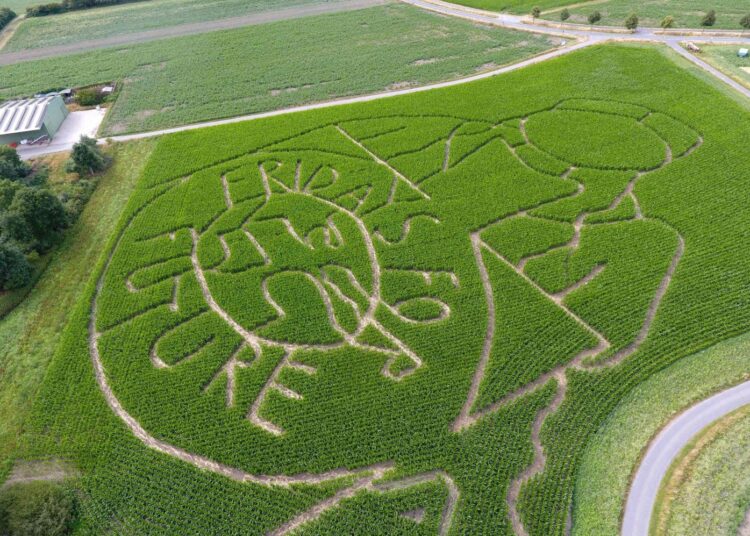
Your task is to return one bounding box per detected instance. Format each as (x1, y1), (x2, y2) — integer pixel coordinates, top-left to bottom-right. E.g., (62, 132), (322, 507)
(0, 481), (75, 536)
(7, 187), (69, 254)
(69, 136), (107, 176)
(701, 10), (716, 27)
(661, 16), (675, 29)
(74, 88), (104, 107)
(588, 11), (601, 25)
(26, 3), (65, 16)
(560, 9), (570, 22)
(0, 242), (33, 290)
(0, 7), (15, 31)
(0, 179), (22, 211)
(0, 209), (33, 247)
(0, 146), (31, 182)
(57, 177), (96, 219)
(625, 13), (639, 30)
(26, 0), (148, 17)
(741, 13), (750, 31)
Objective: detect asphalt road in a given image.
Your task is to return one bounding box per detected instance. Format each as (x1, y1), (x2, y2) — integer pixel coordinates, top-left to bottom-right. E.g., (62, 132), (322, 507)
(0, 0), (388, 66)
(622, 382), (750, 536)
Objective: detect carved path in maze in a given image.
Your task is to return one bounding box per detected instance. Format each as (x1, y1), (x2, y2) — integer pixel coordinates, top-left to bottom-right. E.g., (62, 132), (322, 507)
(90, 103), (702, 535)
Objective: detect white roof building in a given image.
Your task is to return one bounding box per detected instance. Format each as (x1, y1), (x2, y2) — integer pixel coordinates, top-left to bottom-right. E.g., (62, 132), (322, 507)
(0, 95), (69, 145)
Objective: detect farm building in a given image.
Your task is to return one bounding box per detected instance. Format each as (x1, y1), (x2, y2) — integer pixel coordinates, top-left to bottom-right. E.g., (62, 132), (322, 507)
(739, 48), (749, 58)
(0, 95), (69, 145)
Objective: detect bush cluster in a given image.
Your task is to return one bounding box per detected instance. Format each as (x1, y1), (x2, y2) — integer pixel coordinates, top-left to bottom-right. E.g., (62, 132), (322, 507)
(0, 7), (15, 30)
(0, 481), (76, 536)
(0, 138), (108, 291)
(26, 0), (147, 17)
(74, 88), (107, 107)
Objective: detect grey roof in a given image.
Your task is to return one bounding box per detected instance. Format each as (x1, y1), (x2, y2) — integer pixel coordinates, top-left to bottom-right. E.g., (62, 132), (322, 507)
(0, 96), (56, 135)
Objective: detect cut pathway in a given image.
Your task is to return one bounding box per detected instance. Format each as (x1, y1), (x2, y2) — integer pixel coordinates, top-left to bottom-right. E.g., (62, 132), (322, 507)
(0, 0), (388, 66)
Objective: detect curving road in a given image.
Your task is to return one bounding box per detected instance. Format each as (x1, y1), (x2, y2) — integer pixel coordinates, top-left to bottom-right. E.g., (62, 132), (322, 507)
(622, 382), (750, 536)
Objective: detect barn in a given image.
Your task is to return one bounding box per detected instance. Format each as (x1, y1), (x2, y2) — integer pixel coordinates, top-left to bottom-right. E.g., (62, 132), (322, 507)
(0, 95), (69, 145)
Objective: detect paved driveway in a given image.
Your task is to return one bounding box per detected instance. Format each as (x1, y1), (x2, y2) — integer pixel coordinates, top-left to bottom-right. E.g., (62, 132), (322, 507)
(18, 108), (106, 160)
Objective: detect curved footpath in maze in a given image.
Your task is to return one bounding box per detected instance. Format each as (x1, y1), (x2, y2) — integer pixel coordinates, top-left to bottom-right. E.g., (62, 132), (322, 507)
(19, 43), (750, 535)
(622, 382), (750, 536)
(89, 96), (704, 535)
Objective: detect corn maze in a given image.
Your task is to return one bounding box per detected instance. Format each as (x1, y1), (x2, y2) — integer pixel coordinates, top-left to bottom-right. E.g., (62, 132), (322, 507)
(84, 89), (704, 535)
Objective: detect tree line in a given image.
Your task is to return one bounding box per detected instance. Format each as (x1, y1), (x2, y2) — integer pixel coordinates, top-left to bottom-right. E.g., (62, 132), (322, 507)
(530, 6), (750, 31)
(0, 138), (108, 291)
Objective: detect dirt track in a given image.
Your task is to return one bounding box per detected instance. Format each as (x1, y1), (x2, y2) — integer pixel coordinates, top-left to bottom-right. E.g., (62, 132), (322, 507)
(0, 0), (388, 66)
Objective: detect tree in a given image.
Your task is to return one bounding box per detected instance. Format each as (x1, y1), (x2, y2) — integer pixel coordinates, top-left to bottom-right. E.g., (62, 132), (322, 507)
(0, 8), (16, 31)
(0, 179), (22, 211)
(588, 11), (601, 25)
(560, 8), (570, 22)
(701, 9), (716, 27)
(531, 6), (540, 19)
(0, 210), (33, 248)
(625, 13), (639, 30)
(69, 136), (106, 176)
(661, 15), (675, 29)
(8, 187), (69, 253)
(0, 242), (32, 290)
(0, 146), (30, 181)
(741, 13), (750, 34)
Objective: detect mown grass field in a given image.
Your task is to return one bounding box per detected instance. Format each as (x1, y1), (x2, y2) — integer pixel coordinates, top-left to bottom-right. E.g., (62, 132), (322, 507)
(653, 406), (750, 536)
(700, 45), (750, 90)
(0, 140), (155, 478)
(452, 0), (750, 28)
(1, 0), (37, 12)
(2, 0), (334, 52)
(9, 43), (750, 534)
(0, 4), (559, 136)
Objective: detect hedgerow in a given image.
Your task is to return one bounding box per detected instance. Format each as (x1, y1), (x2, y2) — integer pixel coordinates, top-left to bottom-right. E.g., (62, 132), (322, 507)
(17, 44), (750, 535)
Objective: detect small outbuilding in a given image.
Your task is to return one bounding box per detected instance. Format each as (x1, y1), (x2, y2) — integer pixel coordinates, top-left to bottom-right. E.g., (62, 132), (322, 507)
(0, 95), (69, 145)
(739, 48), (749, 58)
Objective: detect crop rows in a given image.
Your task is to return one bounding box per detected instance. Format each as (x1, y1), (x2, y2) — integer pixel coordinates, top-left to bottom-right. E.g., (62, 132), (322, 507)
(19, 45), (750, 535)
